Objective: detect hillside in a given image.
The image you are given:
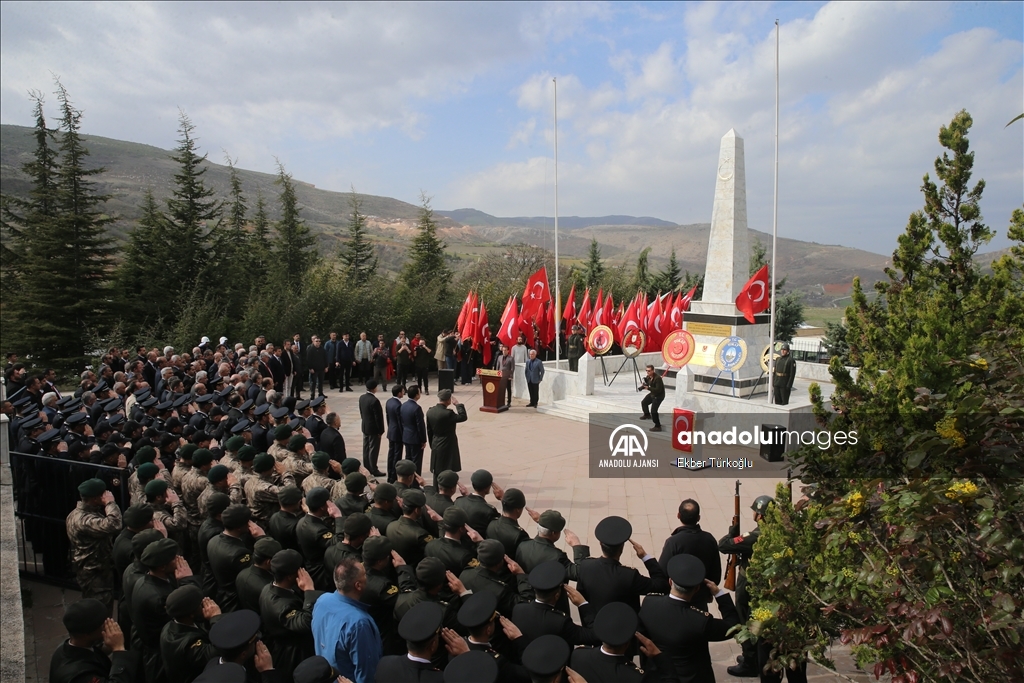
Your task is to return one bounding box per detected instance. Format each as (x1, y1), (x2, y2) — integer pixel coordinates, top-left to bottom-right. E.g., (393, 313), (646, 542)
(1, 123), (892, 303)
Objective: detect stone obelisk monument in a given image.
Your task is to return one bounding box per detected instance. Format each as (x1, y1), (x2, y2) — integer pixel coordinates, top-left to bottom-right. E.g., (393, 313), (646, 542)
(683, 129), (771, 398)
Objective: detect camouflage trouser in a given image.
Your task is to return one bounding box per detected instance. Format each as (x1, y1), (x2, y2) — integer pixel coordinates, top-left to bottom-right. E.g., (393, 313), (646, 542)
(77, 566), (115, 613)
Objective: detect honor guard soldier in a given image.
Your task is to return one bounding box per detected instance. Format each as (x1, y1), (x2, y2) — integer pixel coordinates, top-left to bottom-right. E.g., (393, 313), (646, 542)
(512, 561), (597, 646)
(454, 469), (501, 537)
(66, 478), (123, 611)
(387, 489), (434, 568)
(571, 602), (671, 682)
(521, 634), (571, 683)
(576, 515), (669, 614)
(772, 344), (797, 406)
(485, 487), (531, 559)
(295, 487), (338, 591)
(236, 537), (281, 613)
(374, 602), (448, 682)
(207, 504), (258, 612)
(360, 535), (418, 655)
(425, 507), (481, 577)
(460, 539), (533, 619)
(268, 485), (305, 552)
(444, 650), (499, 683)
(159, 585), (222, 683)
(324, 512), (373, 575)
(456, 591), (530, 683)
(567, 324), (585, 372)
(514, 510), (590, 615)
(260, 549), (319, 674)
(639, 554), (739, 683)
(49, 598), (141, 683)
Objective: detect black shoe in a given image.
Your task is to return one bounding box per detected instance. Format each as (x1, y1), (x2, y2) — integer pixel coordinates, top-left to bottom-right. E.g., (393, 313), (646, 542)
(372, 470), (385, 477)
(650, 425), (663, 432)
(346, 387), (353, 392)
(736, 656), (744, 665)
(726, 664), (758, 677)
(640, 414), (651, 420)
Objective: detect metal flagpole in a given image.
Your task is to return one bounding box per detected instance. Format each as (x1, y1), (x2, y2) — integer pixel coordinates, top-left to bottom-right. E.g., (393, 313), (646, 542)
(553, 77), (561, 365)
(767, 20), (779, 404)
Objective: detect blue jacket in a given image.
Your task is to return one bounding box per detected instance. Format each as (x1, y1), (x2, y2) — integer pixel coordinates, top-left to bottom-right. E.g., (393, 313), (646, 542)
(386, 397), (403, 441)
(525, 358), (545, 384)
(324, 339), (339, 365)
(312, 592), (381, 683)
(400, 399), (427, 446)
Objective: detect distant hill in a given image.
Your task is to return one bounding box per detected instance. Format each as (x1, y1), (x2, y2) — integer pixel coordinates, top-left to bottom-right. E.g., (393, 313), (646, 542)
(0, 123), (891, 302)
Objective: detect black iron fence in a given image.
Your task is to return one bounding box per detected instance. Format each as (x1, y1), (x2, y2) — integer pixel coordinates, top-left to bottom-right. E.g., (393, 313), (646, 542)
(8, 451), (129, 588)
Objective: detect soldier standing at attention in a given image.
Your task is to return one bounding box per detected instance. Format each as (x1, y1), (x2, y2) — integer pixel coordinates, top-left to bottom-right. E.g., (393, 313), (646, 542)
(425, 389), (467, 487)
(66, 478), (123, 611)
(49, 599), (141, 683)
(567, 324), (585, 372)
(772, 343), (797, 405)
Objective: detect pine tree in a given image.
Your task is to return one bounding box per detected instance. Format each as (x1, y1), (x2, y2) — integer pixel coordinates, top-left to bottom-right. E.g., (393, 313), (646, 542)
(681, 270), (704, 299)
(339, 190), (378, 284)
(403, 193), (452, 288)
(250, 188), (272, 284)
(118, 188), (171, 324)
(582, 238), (605, 289)
(633, 247), (653, 295)
(655, 247), (682, 292)
(273, 161), (316, 290)
(210, 155), (251, 312)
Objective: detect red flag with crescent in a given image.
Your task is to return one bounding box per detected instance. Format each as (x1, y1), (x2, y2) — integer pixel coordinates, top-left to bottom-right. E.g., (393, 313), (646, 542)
(460, 291), (478, 340)
(520, 267), (551, 322)
(672, 408), (695, 453)
(478, 301), (491, 365)
(562, 283), (577, 329)
(680, 285), (697, 313)
(593, 289), (605, 327)
(604, 295), (615, 328)
(457, 291), (473, 331)
(497, 296), (518, 348)
(577, 288), (592, 332)
(736, 265), (770, 323)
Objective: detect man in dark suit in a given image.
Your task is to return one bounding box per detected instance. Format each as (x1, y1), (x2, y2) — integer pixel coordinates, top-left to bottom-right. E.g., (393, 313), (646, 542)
(318, 412), (347, 463)
(575, 516), (669, 615)
(399, 385), (428, 474)
(358, 379), (386, 477)
(267, 345), (285, 393)
(324, 332), (339, 390)
(425, 389), (467, 486)
(305, 335), (328, 398)
(385, 385), (405, 483)
(658, 498), (721, 610)
(338, 333), (356, 392)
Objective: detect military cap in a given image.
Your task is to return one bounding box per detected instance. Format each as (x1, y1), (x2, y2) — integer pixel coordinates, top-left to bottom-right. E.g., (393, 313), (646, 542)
(99, 443), (122, 460)
(136, 445), (157, 463)
(165, 584), (204, 618)
(239, 399), (254, 412)
(288, 417), (303, 431)
(155, 400), (174, 411)
(277, 485), (303, 505)
(217, 385), (234, 398)
(207, 492), (232, 517)
(402, 489), (426, 508)
(38, 428), (62, 445)
(442, 506), (468, 531)
(11, 395), (32, 409)
(345, 472), (367, 491)
(124, 420), (142, 433)
(20, 416), (43, 431)
(399, 601), (444, 642)
(193, 662), (246, 683)
(254, 537), (283, 561)
(502, 488), (526, 509)
(179, 443), (198, 460)
(270, 548), (303, 577)
(140, 396), (158, 409)
(295, 399), (311, 411)
(207, 464), (229, 484)
(253, 452), (275, 473)
(667, 553), (706, 589)
(309, 395), (326, 408)
(395, 460), (417, 477)
(221, 504), (252, 529)
(271, 406), (291, 420)
(192, 430), (212, 444)
(78, 478), (106, 498)
(476, 539), (505, 568)
(521, 634), (570, 677)
(274, 424), (293, 440)
(209, 609), (261, 651)
(595, 516), (632, 546)
(253, 403), (270, 416)
(287, 434), (307, 452)
(230, 419), (252, 434)
(94, 380), (110, 393)
(343, 513), (372, 538)
(145, 479), (169, 497)
(66, 399), (84, 412)
(132, 528), (164, 558)
(341, 458), (361, 475)
(191, 448), (214, 467)
(537, 510), (566, 533)
(470, 469), (493, 490)
(194, 394), (213, 405)
(57, 396), (74, 408)
(436, 470), (459, 488)
(165, 416), (183, 431)
(105, 415), (126, 429)
(93, 423), (113, 438)
(362, 536), (393, 563)
(102, 397), (123, 412)
(172, 394), (191, 409)
(62, 598), (107, 634)
(436, 389), (453, 402)
(293, 656), (336, 683)
(781, 342), (791, 351)
(416, 557), (447, 587)
(136, 462), (159, 481)
(373, 482), (397, 502)
(224, 435), (245, 452)
(209, 375), (225, 387)
(305, 487), (331, 511)
(445, 650), (498, 683)
(457, 591), (499, 629)
(594, 602), (637, 646)
(529, 561), (567, 592)
(64, 412), (89, 426)
(141, 537), (180, 568)
(237, 445), (257, 462)
(133, 387), (151, 399)
(123, 504), (155, 529)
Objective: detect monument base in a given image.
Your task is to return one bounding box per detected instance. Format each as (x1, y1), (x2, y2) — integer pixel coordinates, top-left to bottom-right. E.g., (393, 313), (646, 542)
(683, 305), (771, 397)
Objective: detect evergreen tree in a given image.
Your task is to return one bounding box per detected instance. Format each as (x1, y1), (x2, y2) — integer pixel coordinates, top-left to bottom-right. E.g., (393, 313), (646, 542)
(582, 238), (605, 289)
(250, 188), (272, 283)
(633, 247), (653, 295)
(273, 161), (316, 290)
(211, 155), (251, 312)
(681, 270), (704, 299)
(403, 193), (452, 288)
(654, 247), (682, 292)
(118, 188), (170, 324)
(749, 236), (801, 338)
(339, 189), (378, 284)
(225, 156), (247, 235)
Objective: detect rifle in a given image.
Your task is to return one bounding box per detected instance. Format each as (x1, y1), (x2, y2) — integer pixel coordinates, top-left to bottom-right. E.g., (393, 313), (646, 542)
(724, 479), (741, 591)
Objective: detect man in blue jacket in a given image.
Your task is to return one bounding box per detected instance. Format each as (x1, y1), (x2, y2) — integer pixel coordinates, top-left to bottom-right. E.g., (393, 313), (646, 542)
(524, 349), (545, 408)
(337, 333), (356, 393)
(385, 385), (405, 483)
(324, 333), (339, 390)
(399, 385), (427, 474)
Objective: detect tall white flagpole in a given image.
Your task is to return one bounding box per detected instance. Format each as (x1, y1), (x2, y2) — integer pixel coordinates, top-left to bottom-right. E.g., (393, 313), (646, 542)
(554, 77), (561, 365)
(767, 20), (779, 404)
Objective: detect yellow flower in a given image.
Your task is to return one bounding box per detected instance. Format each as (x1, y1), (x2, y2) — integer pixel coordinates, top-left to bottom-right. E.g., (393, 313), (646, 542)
(935, 416), (966, 448)
(842, 567), (856, 579)
(772, 552), (783, 559)
(751, 607), (773, 622)
(872, 440), (884, 452)
(846, 491), (866, 516)
(885, 564), (900, 576)
(945, 481), (979, 502)
(848, 531), (863, 542)
(949, 551), (962, 563)
(969, 357), (988, 370)
(786, 548), (794, 558)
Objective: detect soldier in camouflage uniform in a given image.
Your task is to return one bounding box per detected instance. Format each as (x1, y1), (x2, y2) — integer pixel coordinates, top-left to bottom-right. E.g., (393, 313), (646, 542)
(245, 452), (294, 528)
(170, 443), (197, 492)
(128, 446), (171, 505)
(197, 464), (243, 518)
(230, 444), (259, 494)
(66, 478), (123, 611)
(282, 434), (315, 487)
(145, 479), (189, 541)
(218, 435), (247, 473)
(267, 424), (295, 462)
(302, 452), (344, 497)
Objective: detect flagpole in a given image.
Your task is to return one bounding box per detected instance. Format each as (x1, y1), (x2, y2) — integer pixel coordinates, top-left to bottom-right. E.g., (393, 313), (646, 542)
(767, 19), (779, 404)
(553, 76), (561, 366)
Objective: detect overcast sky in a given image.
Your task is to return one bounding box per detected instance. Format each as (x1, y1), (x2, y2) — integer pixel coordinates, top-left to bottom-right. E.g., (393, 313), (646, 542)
(2, 1), (1021, 254)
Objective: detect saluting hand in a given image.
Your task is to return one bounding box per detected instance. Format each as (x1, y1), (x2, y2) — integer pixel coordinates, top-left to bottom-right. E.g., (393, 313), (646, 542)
(102, 618), (125, 652)
(165, 488), (180, 504)
(563, 529), (581, 547)
(456, 483), (469, 497)
(504, 556), (525, 575)
(565, 667), (587, 683)
(629, 539), (646, 558)
(116, 454), (128, 468)
(152, 519), (167, 537)
(391, 550), (406, 567)
(414, 472), (425, 487)
(636, 631), (661, 657)
(564, 583), (586, 607)
(101, 490), (115, 505)
(369, 526), (381, 537)
(248, 520), (266, 538)
(326, 501), (342, 518)
(297, 567), (315, 591)
(704, 578), (722, 594)
(526, 507), (541, 523)
(201, 597), (221, 619)
(441, 627), (469, 656)
(253, 641), (273, 672)
(173, 555), (193, 580)
(499, 615), (523, 640)
(464, 525), (483, 543)
(491, 483), (505, 501)
(425, 506), (443, 522)
(446, 570), (467, 596)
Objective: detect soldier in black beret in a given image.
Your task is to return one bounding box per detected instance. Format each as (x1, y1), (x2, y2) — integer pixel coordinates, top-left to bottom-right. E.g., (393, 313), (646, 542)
(268, 485), (305, 553)
(207, 504), (257, 612)
(521, 634), (571, 683)
(358, 535), (417, 655)
(423, 469), (461, 518)
(159, 585), (222, 683)
(323, 512), (372, 575)
(49, 598), (141, 683)
(456, 591), (530, 682)
(576, 515), (669, 615)
(514, 510), (590, 615)
(424, 506), (481, 577)
(459, 539), (534, 619)
(373, 602), (450, 682)
(570, 601), (670, 682)
(395, 557), (468, 637)
(512, 561), (598, 647)
(334, 471), (372, 518)
(236, 537), (282, 613)
(198, 492), (232, 598)
(453, 469), (502, 537)
(485, 487), (534, 559)
(260, 549), (318, 675)
(295, 487), (337, 591)
(393, 459), (422, 497)
(386, 488), (434, 568)
(366, 482), (401, 536)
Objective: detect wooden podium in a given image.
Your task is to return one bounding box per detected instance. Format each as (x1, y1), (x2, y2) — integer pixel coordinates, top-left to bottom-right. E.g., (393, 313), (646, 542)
(477, 369), (508, 413)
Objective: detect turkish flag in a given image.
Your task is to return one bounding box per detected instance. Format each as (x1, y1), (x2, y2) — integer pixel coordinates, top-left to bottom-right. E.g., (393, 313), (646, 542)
(562, 283), (577, 329)
(497, 297), (518, 348)
(648, 294), (666, 351)
(736, 265), (770, 323)
(680, 285), (697, 313)
(604, 295), (615, 328)
(457, 291), (473, 332)
(540, 302), (556, 347)
(461, 291), (478, 340)
(617, 294), (641, 342)
(521, 267), (551, 322)
(593, 289), (605, 327)
(518, 311), (536, 348)
(478, 301), (491, 365)
(672, 408), (695, 453)
(577, 288), (592, 332)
